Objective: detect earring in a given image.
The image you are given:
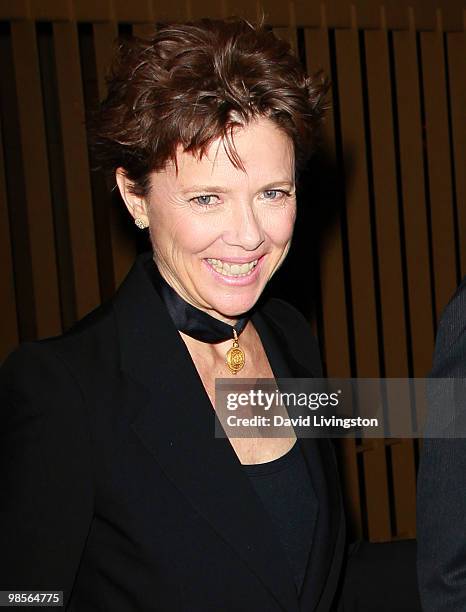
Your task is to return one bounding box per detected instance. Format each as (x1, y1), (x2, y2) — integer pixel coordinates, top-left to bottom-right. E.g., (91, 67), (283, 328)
(134, 217), (149, 229)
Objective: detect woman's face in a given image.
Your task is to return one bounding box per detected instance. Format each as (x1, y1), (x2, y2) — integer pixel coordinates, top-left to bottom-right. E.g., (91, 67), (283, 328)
(132, 117), (296, 322)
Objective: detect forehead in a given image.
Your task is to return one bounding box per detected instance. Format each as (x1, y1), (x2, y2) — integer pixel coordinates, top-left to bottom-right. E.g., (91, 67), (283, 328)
(153, 117), (294, 191)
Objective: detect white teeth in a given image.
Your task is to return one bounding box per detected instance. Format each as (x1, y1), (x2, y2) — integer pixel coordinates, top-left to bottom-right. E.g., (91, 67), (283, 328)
(206, 258), (259, 277)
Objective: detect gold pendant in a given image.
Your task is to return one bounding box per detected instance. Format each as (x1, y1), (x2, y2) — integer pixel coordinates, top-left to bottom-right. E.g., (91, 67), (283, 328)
(226, 329), (245, 374)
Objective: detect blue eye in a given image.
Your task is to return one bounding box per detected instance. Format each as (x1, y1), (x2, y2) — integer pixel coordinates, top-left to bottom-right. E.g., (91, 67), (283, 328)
(261, 189), (294, 202)
(263, 189), (289, 200)
(191, 195), (218, 206)
(264, 190), (279, 199)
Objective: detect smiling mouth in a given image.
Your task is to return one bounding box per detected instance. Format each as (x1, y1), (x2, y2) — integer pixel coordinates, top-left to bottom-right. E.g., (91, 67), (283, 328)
(205, 258), (259, 277)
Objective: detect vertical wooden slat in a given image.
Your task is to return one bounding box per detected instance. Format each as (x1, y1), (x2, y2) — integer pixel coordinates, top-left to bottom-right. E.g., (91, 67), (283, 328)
(360, 448), (391, 540)
(364, 30), (408, 378)
(93, 21), (137, 289)
(93, 22), (118, 101)
(0, 120), (19, 359)
(334, 32), (379, 377)
(364, 27), (416, 538)
(53, 20), (100, 319)
(37, 21), (77, 331)
(421, 25), (457, 317)
(335, 23), (391, 542)
(10, 20), (61, 338)
(446, 31), (466, 280)
(305, 23), (362, 538)
(0, 25), (33, 343)
(392, 22), (437, 539)
(392, 27), (435, 376)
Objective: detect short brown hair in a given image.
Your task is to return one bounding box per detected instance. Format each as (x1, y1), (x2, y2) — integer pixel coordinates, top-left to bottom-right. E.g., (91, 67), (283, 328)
(91, 17), (328, 196)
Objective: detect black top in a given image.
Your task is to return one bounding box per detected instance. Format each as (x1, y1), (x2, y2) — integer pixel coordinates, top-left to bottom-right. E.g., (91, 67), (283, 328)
(242, 441), (318, 596)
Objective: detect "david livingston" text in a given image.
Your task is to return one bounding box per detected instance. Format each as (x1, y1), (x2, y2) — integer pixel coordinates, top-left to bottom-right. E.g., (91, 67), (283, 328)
(226, 414), (379, 429)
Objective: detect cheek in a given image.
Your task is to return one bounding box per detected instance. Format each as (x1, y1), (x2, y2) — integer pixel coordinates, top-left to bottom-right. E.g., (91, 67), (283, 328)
(151, 207), (218, 254)
(262, 204), (297, 246)
(177, 214), (225, 251)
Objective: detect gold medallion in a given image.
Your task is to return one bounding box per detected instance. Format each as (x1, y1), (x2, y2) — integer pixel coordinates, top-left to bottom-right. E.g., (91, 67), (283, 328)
(226, 329), (245, 374)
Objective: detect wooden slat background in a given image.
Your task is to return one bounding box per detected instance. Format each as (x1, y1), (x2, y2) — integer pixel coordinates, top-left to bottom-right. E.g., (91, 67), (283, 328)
(0, 0), (465, 542)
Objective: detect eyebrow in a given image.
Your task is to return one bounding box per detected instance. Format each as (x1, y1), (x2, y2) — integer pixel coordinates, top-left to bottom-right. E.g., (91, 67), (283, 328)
(262, 181), (295, 191)
(181, 181), (295, 194)
(182, 185), (229, 194)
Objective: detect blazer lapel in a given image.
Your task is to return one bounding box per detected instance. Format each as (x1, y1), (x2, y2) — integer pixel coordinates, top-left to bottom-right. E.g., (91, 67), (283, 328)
(112, 253), (299, 612)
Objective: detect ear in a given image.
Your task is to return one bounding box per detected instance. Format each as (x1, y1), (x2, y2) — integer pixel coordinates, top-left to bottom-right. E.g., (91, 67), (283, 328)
(115, 168), (149, 225)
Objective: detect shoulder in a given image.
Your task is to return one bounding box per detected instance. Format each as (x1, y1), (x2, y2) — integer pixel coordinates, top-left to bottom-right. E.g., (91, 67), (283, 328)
(436, 277), (466, 347)
(432, 277), (466, 376)
(0, 298), (117, 413)
(0, 341), (74, 401)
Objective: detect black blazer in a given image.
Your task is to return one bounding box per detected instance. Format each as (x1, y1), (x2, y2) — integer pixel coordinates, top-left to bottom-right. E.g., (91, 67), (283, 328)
(0, 251), (345, 611)
(417, 277), (466, 610)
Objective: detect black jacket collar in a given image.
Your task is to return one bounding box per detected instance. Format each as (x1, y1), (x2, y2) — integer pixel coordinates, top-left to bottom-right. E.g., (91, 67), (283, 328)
(112, 252), (344, 612)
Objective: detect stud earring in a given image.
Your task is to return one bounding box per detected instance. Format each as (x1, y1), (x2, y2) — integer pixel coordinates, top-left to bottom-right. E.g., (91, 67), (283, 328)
(134, 217), (149, 229)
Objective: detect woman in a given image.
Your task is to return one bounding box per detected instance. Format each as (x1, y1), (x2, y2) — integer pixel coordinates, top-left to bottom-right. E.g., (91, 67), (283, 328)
(0, 18), (345, 611)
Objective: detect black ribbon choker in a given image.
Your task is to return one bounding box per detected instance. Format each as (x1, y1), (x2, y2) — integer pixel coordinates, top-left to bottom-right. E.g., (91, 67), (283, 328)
(144, 257), (251, 373)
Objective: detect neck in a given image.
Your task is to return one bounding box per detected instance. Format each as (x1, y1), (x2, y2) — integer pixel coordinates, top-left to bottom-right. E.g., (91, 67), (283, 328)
(145, 255), (251, 346)
(154, 257), (241, 326)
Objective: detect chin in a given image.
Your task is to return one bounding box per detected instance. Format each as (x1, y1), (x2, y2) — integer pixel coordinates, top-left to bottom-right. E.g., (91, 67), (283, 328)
(212, 294), (260, 319)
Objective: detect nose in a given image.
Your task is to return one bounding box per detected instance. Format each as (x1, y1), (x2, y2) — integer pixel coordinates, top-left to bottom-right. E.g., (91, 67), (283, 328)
(223, 200), (265, 251)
